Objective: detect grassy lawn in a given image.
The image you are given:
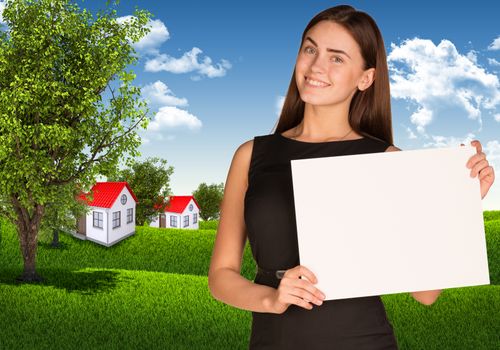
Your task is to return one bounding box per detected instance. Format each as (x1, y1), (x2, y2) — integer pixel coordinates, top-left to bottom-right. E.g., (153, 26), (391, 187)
(0, 213), (498, 349)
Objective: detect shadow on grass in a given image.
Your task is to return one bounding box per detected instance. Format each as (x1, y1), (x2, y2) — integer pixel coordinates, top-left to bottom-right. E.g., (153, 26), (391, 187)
(0, 268), (130, 295)
(37, 241), (70, 250)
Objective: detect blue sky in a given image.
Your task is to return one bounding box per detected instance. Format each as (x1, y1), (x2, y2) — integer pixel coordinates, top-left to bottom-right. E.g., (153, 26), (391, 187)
(2, 0), (500, 209)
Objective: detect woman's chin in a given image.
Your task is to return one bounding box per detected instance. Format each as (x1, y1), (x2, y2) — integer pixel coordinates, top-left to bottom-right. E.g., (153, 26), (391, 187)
(300, 96), (333, 106)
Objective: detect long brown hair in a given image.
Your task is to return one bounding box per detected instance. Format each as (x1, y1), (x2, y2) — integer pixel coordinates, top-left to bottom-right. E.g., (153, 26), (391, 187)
(272, 5), (393, 145)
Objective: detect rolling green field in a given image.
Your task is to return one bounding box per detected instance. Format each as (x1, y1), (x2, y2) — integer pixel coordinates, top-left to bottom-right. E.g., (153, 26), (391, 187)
(0, 214), (499, 349)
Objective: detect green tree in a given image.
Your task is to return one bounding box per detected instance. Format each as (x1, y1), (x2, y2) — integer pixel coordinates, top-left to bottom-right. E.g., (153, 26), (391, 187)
(0, 0), (152, 282)
(109, 157), (174, 226)
(192, 183), (224, 221)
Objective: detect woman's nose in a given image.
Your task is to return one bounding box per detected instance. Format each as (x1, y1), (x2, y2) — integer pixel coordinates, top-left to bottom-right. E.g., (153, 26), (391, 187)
(310, 53), (328, 73)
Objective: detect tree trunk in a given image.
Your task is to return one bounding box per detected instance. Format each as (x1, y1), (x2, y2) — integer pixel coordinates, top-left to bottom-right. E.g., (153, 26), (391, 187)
(11, 196), (45, 283)
(51, 228), (60, 248)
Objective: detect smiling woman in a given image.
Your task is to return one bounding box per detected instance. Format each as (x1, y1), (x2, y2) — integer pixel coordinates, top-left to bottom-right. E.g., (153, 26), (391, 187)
(207, 4), (494, 350)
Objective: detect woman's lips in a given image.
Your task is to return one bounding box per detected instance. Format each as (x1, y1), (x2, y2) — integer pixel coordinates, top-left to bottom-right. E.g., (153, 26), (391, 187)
(305, 76), (331, 88)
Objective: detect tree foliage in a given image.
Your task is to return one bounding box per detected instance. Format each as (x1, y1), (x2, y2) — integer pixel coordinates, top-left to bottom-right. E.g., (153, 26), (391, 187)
(192, 183), (224, 221)
(109, 157), (174, 226)
(0, 0), (152, 281)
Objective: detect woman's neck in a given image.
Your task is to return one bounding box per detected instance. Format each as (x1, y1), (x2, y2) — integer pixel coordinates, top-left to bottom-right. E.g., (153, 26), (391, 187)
(295, 103), (353, 140)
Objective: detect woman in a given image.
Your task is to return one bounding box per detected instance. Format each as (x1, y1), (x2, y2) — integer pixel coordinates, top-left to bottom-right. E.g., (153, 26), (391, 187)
(208, 5), (495, 349)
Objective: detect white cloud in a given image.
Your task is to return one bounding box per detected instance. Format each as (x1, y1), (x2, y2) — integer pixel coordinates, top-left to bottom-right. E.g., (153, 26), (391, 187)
(388, 38), (500, 136)
(487, 36), (500, 51)
(488, 58), (500, 66)
(422, 133), (476, 148)
(117, 17), (170, 54)
(484, 140), (500, 176)
(276, 95), (285, 116)
(404, 126), (417, 139)
(145, 47), (232, 78)
(142, 80), (188, 107)
(466, 50), (478, 64)
(410, 106), (433, 134)
(495, 113), (500, 122)
(148, 106), (202, 131)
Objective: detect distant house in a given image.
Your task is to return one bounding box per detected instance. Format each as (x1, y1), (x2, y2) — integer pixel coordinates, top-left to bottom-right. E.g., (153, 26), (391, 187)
(150, 195), (200, 229)
(76, 182), (138, 247)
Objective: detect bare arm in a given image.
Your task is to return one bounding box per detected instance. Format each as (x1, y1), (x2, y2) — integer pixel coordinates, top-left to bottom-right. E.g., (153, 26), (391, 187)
(385, 144), (442, 306)
(208, 139), (278, 313)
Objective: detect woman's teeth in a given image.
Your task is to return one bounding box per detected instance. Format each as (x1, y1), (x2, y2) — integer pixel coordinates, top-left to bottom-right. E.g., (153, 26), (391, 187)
(306, 78), (330, 87)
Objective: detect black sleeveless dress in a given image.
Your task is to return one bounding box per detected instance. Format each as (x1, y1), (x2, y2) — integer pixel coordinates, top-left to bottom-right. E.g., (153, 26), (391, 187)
(244, 133), (399, 350)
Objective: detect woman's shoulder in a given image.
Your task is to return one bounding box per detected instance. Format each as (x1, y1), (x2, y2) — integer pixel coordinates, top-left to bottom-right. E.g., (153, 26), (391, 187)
(232, 134), (275, 171)
(233, 139), (254, 165)
(235, 134), (274, 157)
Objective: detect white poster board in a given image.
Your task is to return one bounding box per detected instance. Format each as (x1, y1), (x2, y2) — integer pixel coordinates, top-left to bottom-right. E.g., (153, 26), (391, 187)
(290, 146), (490, 301)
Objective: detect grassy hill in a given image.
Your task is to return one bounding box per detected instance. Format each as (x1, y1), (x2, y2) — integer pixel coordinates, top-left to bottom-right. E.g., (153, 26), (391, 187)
(0, 213), (498, 349)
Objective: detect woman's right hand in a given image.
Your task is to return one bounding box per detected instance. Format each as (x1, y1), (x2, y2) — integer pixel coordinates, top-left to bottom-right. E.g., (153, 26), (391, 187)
(268, 265), (326, 314)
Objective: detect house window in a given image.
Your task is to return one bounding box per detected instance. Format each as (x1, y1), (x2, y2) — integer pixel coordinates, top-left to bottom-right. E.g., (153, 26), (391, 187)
(183, 215), (189, 227)
(189, 204), (193, 211)
(112, 211), (121, 229)
(193, 213), (197, 224)
(121, 194), (127, 205)
(127, 208), (133, 224)
(93, 211), (103, 228)
(170, 215), (177, 227)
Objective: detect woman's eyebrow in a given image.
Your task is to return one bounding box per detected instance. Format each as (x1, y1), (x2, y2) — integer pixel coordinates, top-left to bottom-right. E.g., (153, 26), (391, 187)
(304, 36), (351, 59)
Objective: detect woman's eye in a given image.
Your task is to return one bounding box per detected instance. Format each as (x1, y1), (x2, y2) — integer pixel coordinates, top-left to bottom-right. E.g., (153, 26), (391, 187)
(304, 46), (315, 54)
(332, 56), (343, 63)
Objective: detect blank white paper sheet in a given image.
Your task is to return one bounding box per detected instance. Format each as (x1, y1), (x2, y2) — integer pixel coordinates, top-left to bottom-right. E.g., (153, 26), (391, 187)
(290, 145), (490, 301)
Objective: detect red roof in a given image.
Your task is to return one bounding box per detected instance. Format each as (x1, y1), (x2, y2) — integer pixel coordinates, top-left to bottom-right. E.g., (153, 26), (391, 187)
(78, 182), (138, 208)
(155, 195), (200, 213)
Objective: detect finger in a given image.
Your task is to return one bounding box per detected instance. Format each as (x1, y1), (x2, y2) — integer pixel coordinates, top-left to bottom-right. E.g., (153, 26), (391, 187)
(471, 159), (489, 177)
(293, 278), (326, 300)
(471, 140), (482, 153)
(277, 291), (313, 310)
(291, 295), (313, 310)
(294, 265), (318, 284)
(479, 166), (494, 181)
(466, 151), (486, 168)
(284, 265), (316, 283)
(287, 286), (324, 306)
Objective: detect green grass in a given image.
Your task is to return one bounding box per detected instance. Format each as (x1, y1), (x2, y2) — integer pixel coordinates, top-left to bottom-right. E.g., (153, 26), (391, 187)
(0, 215), (499, 349)
(483, 210), (500, 222)
(198, 220), (219, 230)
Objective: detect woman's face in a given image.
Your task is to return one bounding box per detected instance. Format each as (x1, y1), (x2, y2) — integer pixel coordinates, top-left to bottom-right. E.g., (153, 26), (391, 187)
(295, 20), (374, 107)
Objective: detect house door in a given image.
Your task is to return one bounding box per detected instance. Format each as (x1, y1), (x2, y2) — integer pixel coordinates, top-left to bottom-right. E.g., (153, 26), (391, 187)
(160, 214), (166, 228)
(77, 216), (86, 235)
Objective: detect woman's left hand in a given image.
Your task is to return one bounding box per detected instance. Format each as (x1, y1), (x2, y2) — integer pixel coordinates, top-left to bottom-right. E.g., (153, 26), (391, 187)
(461, 140), (495, 200)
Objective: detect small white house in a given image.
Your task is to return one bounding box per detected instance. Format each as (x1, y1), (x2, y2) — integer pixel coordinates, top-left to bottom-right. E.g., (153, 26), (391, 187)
(76, 182), (138, 247)
(150, 195), (200, 229)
